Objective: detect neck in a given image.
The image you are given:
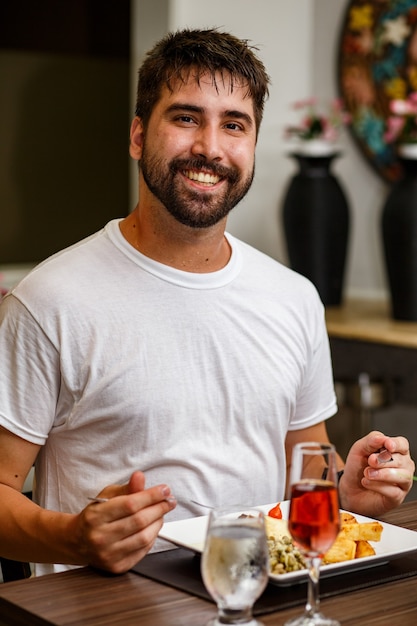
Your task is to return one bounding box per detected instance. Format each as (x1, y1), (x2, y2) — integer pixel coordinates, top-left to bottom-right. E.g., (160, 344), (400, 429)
(120, 206), (231, 273)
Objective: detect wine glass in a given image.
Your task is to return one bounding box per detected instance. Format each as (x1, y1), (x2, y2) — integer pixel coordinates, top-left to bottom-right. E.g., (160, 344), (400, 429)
(284, 442), (341, 626)
(201, 505), (269, 626)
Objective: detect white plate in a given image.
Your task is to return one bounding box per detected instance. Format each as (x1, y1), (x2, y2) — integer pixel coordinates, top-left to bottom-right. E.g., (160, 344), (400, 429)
(159, 501), (417, 586)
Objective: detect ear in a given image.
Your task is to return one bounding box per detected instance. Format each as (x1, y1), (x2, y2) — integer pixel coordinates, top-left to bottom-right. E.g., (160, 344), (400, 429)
(129, 117), (144, 160)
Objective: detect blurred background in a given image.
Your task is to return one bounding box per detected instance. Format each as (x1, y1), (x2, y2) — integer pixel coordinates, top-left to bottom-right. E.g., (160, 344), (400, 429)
(0, 0), (388, 298)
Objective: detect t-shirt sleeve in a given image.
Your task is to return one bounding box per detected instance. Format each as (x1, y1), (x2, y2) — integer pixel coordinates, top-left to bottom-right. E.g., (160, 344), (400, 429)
(287, 293), (338, 431)
(0, 294), (60, 444)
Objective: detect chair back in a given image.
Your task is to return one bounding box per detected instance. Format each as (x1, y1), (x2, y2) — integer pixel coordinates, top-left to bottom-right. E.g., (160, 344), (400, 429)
(1, 557), (31, 582)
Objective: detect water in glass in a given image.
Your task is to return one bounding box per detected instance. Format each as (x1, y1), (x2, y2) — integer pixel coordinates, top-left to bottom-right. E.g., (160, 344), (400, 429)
(201, 507), (269, 625)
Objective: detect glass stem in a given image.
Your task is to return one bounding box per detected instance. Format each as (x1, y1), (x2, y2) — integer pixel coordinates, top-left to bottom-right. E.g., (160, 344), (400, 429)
(305, 556), (321, 617)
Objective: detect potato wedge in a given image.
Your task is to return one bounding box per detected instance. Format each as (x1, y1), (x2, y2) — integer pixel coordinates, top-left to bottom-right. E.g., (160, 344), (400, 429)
(340, 511), (358, 525)
(323, 514), (382, 564)
(339, 521), (383, 542)
(323, 537), (357, 563)
(355, 540), (376, 559)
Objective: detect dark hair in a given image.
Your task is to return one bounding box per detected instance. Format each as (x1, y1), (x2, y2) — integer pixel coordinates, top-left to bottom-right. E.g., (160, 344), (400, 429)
(135, 28), (270, 135)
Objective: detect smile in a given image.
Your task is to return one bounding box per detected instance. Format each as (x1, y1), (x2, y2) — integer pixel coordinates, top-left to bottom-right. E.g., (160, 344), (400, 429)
(183, 170), (221, 186)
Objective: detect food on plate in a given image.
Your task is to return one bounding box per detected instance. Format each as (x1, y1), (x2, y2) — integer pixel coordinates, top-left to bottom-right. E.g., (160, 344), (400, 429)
(268, 502), (283, 519)
(340, 511), (357, 524)
(265, 504), (384, 573)
(339, 520), (383, 542)
(323, 515), (383, 564)
(355, 540), (377, 559)
(265, 515), (306, 574)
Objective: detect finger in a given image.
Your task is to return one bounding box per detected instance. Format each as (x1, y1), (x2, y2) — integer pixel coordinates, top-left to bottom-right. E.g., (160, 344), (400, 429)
(89, 516), (164, 574)
(364, 435), (411, 466)
(88, 483), (176, 524)
(379, 435), (411, 456)
(128, 470), (146, 494)
(376, 447), (394, 464)
(83, 488), (176, 559)
(365, 465), (414, 489)
(97, 471), (147, 500)
(360, 479), (409, 509)
(87, 492), (176, 563)
(352, 430), (386, 456)
(94, 483), (133, 501)
(120, 515), (163, 555)
(126, 483), (176, 508)
(369, 445), (413, 472)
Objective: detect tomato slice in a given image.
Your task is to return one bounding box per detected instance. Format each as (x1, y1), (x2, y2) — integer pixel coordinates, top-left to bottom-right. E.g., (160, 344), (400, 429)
(268, 502), (283, 519)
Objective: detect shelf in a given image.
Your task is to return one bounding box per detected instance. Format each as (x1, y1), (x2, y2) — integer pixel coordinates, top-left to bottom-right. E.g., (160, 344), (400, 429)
(325, 299), (417, 349)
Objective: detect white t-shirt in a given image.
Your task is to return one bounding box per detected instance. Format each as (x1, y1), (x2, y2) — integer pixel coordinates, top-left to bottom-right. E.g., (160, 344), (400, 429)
(0, 219), (337, 575)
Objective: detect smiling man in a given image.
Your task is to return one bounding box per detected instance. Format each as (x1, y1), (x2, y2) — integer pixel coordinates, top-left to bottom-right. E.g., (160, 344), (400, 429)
(121, 35), (260, 271)
(0, 28), (414, 577)
(133, 82), (255, 228)
(120, 71), (256, 270)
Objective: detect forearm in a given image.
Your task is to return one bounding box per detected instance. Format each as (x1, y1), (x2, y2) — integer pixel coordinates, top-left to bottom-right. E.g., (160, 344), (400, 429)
(0, 485), (85, 566)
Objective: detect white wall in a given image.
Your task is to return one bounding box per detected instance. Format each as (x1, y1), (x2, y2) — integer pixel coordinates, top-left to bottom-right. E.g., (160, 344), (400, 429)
(130, 0), (389, 300)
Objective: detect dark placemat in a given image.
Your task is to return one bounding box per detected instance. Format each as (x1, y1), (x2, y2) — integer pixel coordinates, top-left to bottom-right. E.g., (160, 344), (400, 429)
(131, 548), (417, 616)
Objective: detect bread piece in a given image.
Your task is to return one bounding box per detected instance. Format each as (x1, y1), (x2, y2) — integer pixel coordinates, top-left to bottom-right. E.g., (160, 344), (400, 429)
(265, 515), (290, 540)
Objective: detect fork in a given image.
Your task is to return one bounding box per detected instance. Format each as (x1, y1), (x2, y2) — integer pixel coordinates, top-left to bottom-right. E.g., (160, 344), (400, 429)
(88, 496), (215, 509)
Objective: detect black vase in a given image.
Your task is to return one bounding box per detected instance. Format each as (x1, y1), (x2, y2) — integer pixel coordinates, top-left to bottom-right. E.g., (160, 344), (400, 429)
(282, 152), (350, 306)
(382, 156), (417, 320)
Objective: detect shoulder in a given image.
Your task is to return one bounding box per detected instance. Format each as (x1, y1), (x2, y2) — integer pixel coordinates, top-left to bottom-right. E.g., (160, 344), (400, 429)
(10, 225), (113, 301)
(228, 233), (321, 301)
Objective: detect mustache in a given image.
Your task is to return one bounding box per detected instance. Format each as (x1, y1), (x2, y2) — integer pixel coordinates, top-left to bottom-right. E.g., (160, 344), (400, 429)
(170, 158), (240, 184)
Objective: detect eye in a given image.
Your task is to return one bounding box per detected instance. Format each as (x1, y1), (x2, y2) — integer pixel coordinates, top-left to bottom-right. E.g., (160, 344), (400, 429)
(224, 121), (244, 132)
(174, 114), (196, 125)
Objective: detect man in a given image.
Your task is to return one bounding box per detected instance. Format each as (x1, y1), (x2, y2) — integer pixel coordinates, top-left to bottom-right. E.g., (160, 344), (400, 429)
(0, 28), (414, 577)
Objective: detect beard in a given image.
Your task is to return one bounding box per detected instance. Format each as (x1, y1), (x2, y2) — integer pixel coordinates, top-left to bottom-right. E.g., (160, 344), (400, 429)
(140, 147), (254, 229)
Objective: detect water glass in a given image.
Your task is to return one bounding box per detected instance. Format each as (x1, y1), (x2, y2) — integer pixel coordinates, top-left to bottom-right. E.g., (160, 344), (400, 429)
(201, 506), (269, 625)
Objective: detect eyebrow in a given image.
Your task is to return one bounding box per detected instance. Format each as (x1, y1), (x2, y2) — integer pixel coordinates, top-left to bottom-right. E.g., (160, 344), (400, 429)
(166, 103), (254, 128)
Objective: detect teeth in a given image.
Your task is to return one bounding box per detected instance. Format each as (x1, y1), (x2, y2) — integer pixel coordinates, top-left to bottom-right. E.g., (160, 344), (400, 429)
(184, 170), (220, 185)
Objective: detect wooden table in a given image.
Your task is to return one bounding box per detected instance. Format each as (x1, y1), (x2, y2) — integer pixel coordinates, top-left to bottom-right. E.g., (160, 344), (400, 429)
(1, 502), (417, 625)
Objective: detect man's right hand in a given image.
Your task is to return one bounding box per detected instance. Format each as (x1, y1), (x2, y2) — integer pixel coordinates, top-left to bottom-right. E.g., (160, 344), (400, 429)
(74, 471), (177, 573)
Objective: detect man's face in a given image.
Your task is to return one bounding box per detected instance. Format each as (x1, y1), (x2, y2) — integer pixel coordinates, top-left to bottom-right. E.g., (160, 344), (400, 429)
(134, 72), (257, 228)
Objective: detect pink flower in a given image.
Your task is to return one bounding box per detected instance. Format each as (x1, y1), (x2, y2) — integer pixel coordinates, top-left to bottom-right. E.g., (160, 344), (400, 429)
(322, 123), (338, 141)
(390, 99), (414, 115)
(292, 98), (317, 110)
(285, 97), (350, 142)
(384, 116), (405, 142)
(385, 92), (417, 144)
(330, 98), (344, 112)
(341, 111), (352, 124)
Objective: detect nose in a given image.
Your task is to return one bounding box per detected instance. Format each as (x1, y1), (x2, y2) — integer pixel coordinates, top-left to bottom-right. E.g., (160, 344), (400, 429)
(191, 123), (223, 161)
